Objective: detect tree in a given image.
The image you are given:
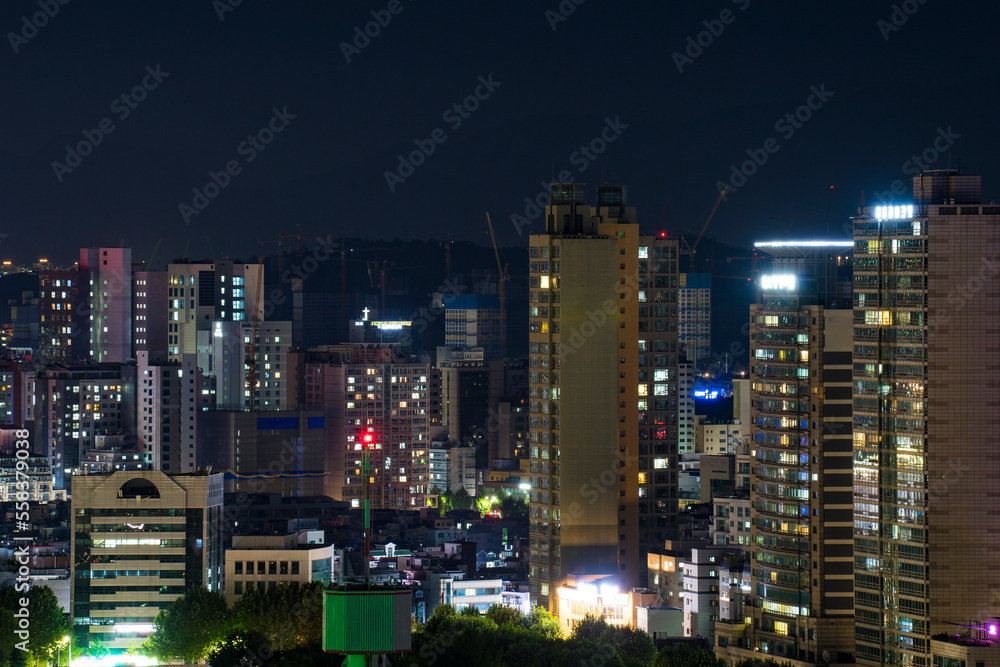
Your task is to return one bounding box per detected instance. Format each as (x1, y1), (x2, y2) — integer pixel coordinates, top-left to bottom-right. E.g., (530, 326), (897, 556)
(475, 494), (495, 515)
(0, 609), (17, 667)
(484, 603), (525, 629)
(144, 585), (230, 664)
(657, 643), (728, 667)
(83, 637), (110, 660)
(232, 582), (322, 652)
(499, 493), (527, 517)
(24, 585), (71, 667)
(451, 487), (473, 510)
(528, 604), (562, 639)
(605, 626), (655, 667)
(570, 613), (609, 642)
(206, 629), (270, 667)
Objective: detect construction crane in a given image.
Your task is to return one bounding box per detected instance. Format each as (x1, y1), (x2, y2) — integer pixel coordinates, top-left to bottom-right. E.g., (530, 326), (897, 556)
(257, 225), (304, 275)
(245, 256), (264, 409)
(680, 186), (728, 271)
(485, 212), (508, 348)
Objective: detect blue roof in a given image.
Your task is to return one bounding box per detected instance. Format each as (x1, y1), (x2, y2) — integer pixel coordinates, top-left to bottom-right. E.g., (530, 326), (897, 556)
(447, 294), (500, 310)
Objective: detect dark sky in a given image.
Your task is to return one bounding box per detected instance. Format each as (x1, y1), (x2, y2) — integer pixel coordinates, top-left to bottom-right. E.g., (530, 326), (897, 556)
(2, 0), (995, 266)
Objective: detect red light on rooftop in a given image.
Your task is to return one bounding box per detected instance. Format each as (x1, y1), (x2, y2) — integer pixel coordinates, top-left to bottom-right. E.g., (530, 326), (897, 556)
(659, 231), (666, 238)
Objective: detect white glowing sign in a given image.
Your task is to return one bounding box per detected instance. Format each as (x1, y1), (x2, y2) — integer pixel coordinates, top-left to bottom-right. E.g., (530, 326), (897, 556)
(760, 274), (797, 291)
(354, 320), (412, 331)
(873, 204), (914, 220)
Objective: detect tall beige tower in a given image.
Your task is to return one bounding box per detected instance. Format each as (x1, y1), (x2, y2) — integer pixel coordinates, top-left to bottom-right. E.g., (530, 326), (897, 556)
(528, 184), (681, 612)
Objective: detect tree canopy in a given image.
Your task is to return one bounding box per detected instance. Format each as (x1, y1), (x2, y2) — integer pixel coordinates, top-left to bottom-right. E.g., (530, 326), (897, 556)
(144, 585), (230, 664)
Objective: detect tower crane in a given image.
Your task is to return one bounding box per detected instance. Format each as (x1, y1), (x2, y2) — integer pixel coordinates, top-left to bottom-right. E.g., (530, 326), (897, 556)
(257, 225), (304, 275)
(680, 186), (728, 271)
(245, 256), (264, 408)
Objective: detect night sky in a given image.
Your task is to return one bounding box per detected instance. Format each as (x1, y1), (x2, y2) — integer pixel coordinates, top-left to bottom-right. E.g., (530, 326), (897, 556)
(2, 0), (995, 266)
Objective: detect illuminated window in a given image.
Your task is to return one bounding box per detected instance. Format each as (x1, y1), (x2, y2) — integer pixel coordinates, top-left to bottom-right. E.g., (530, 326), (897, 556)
(540, 276), (550, 289)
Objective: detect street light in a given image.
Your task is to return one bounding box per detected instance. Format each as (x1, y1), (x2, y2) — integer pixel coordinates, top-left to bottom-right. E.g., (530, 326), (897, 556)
(58, 635), (70, 666)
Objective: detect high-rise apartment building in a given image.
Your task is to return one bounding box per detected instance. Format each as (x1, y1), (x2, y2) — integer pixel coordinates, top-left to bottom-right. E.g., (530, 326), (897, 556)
(853, 171), (1000, 667)
(337, 359), (441, 509)
(444, 294), (505, 359)
(29, 364), (135, 489)
(133, 268), (168, 357)
(679, 362), (696, 453)
(137, 351), (200, 474)
(71, 470), (224, 654)
(679, 273), (712, 362)
(715, 241), (855, 665)
(438, 357), (505, 467)
(80, 248), (132, 363)
(528, 183), (681, 611)
(208, 320), (292, 410)
(0, 361), (24, 427)
(39, 269), (87, 363)
(296, 349), (442, 508)
(166, 260), (263, 363)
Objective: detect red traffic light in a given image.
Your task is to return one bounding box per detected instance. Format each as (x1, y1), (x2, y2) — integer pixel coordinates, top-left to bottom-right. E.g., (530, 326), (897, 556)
(362, 431), (375, 446)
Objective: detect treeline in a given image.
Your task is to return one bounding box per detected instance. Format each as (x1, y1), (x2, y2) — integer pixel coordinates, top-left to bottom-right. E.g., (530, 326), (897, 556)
(146, 583), (798, 667)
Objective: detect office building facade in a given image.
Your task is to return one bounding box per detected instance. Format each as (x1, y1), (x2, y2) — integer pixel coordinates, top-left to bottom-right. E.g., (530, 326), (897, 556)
(853, 172), (1000, 667)
(71, 470), (224, 653)
(717, 241), (855, 665)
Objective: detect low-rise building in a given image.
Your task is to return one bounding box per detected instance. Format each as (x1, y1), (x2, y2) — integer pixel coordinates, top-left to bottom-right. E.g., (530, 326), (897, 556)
(681, 548), (723, 639)
(224, 533), (339, 603)
(555, 574), (657, 634)
(0, 456), (57, 501)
